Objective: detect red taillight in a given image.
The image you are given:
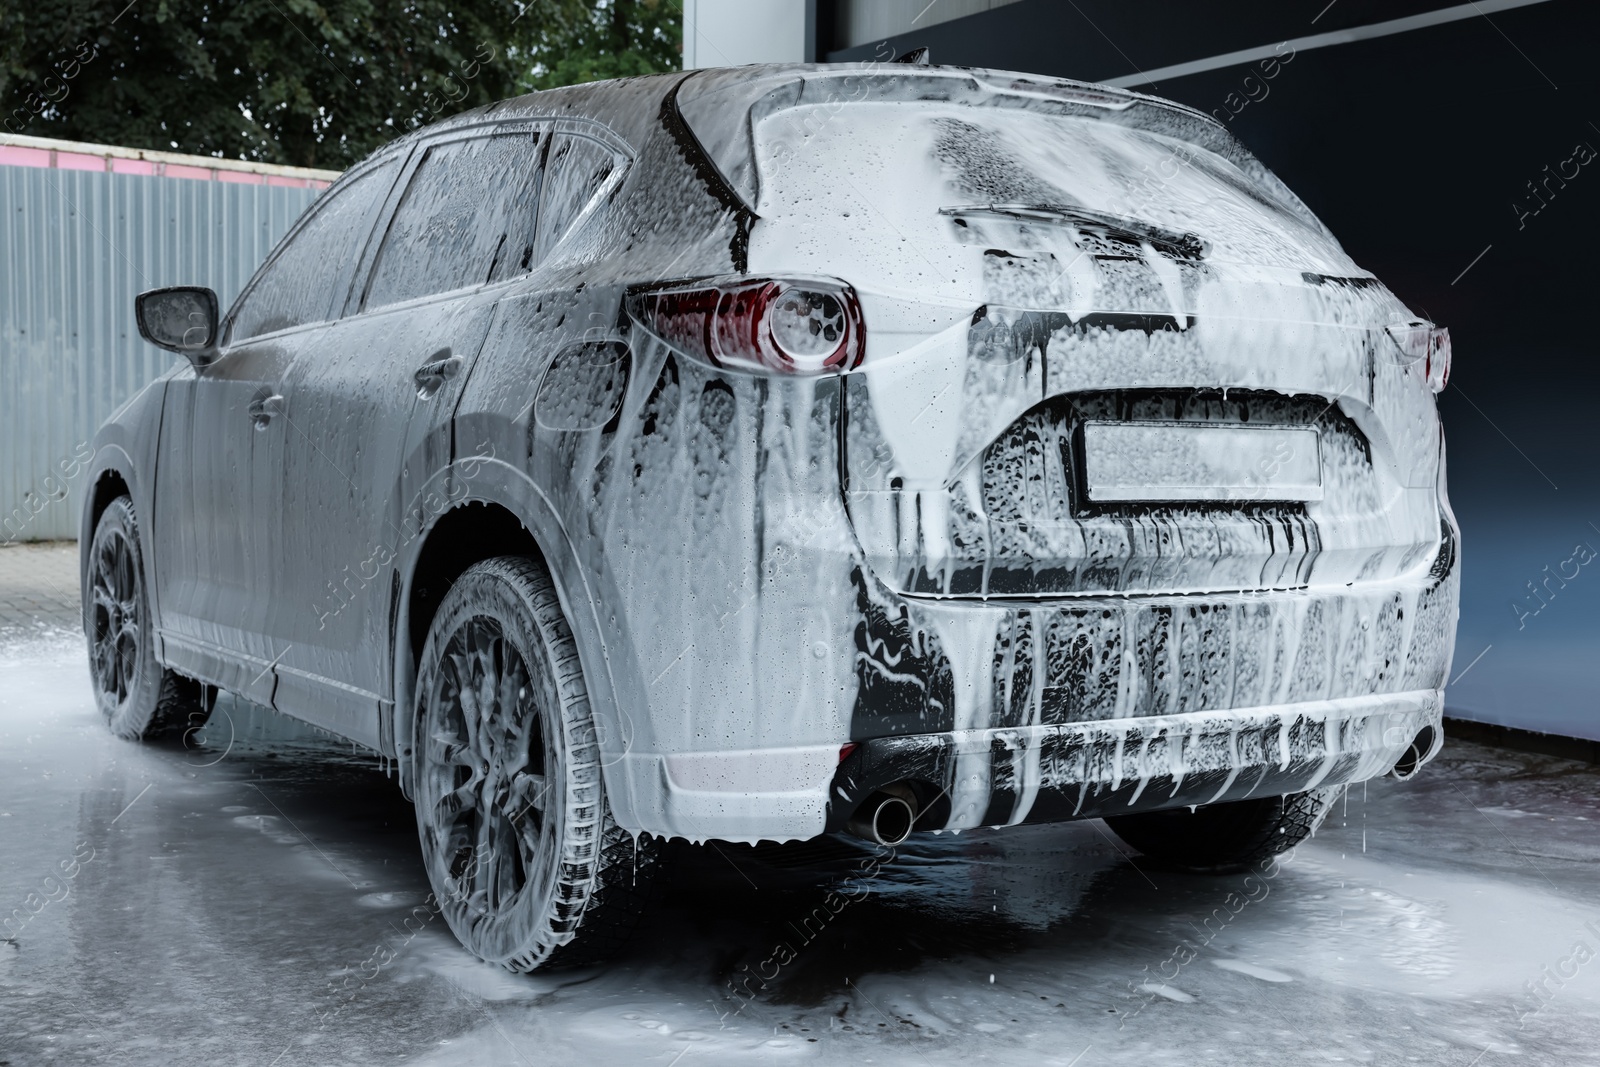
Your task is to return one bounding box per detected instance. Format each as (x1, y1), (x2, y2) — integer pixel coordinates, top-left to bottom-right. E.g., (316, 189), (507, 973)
(1384, 321), (1451, 393)
(630, 276), (865, 375)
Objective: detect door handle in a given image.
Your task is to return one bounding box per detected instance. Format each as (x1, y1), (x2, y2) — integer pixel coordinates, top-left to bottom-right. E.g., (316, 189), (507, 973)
(413, 349), (462, 399)
(247, 391), (284, 430)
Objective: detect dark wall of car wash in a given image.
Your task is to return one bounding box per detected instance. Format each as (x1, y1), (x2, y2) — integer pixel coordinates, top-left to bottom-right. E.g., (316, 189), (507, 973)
(823, 0), (1600, 740)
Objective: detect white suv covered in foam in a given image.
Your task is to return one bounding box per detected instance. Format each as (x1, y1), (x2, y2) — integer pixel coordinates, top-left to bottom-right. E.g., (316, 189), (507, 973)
(87, 62), (1456, 970)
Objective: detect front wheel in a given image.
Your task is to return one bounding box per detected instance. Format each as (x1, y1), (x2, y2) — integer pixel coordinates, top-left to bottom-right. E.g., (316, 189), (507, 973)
(412, 556), (661, 971)
(85, 495), (211, 741)
(1104, 789), (1338, 873)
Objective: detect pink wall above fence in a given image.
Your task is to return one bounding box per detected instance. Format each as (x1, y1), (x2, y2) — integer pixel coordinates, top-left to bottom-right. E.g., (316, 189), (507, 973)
(0, 139), (335, 189)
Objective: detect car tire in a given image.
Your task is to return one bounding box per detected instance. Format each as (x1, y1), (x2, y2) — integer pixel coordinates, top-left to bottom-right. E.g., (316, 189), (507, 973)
(85, 495), (212, 742)
(412, 555), (661, 971)
(1103, 788), (1339, 874)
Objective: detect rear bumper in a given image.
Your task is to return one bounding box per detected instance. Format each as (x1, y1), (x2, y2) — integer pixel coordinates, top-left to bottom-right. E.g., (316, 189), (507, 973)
(607, 688), (1442, 843)
(600, 525), (1456, 844)
(850, 518), (1458, 740)
(825, 689), (1443, 833)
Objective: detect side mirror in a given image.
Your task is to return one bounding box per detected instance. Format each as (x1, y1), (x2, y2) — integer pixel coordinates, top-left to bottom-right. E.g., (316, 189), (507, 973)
(136, 286), (219, 368)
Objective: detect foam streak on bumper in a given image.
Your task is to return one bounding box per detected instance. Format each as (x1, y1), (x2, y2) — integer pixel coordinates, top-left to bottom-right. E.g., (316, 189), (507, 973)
(827, 689), (1444, 833)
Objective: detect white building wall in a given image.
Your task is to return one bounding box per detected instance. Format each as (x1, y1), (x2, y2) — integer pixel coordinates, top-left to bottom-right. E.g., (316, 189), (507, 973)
(682, 0), (808, 68)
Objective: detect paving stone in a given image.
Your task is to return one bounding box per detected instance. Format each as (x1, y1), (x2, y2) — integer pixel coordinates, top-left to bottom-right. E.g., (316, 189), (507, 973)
(0, 540), (81, 633)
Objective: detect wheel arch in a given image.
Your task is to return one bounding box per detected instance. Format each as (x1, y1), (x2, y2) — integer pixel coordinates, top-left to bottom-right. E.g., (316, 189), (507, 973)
(391, 459), (627, 806)
(79, 444), (143, 632)
(85, 464), (132, 539)
(80, 371), (176, 642)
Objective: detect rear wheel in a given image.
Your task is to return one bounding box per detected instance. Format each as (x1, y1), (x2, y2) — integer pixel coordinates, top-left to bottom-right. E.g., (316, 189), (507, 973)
(412, 556), (661, 971)
(85, 496), (211, 741)
(1104, 788), (1338, 874)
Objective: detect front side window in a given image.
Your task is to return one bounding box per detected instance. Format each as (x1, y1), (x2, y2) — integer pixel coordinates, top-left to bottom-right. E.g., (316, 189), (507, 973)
(228, 160), (400, 342)
(364, 132), (544, 310)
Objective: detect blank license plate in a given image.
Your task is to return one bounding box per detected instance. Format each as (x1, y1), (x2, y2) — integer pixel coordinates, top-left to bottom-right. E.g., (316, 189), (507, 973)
(1079, 421), (1323, 503)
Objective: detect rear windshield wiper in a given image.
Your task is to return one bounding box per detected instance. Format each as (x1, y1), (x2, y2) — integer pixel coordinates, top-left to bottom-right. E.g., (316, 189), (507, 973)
(940, 203), (1208, 261)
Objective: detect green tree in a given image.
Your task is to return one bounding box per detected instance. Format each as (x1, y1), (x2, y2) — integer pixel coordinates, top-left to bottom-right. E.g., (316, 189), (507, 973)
(527, 0), (680, 91)
(0, 0), (682, 170)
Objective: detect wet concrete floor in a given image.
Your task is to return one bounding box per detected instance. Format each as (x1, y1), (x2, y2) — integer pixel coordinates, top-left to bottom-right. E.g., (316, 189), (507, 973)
(4, 634), (1600, 1066)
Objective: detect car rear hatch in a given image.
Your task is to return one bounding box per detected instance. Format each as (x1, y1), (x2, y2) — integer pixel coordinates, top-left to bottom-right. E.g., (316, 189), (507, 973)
(678, 66), (1448, 598)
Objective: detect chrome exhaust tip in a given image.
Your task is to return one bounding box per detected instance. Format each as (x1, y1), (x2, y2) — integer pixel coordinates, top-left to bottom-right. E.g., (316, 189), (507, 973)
(1390, 726), (1438, 781)
(846, 785), (918, 847)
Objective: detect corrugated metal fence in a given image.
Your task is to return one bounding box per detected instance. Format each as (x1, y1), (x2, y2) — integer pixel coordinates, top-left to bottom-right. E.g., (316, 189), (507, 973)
(1, 146), (332, 542)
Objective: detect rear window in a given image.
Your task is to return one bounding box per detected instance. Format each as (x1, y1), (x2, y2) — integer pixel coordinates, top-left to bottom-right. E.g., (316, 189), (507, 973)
(679, 66), (1348, 270)
(754, 100), (1355, 271)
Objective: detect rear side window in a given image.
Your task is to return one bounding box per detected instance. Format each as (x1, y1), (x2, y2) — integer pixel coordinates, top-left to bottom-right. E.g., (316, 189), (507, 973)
(533, 133), (616, 263)
(364, 132), (544, 310)
(229, 161), (399, 341)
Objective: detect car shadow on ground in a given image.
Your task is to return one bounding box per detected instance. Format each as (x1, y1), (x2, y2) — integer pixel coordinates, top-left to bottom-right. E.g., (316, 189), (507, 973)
(180, 703), (1275, 1017)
